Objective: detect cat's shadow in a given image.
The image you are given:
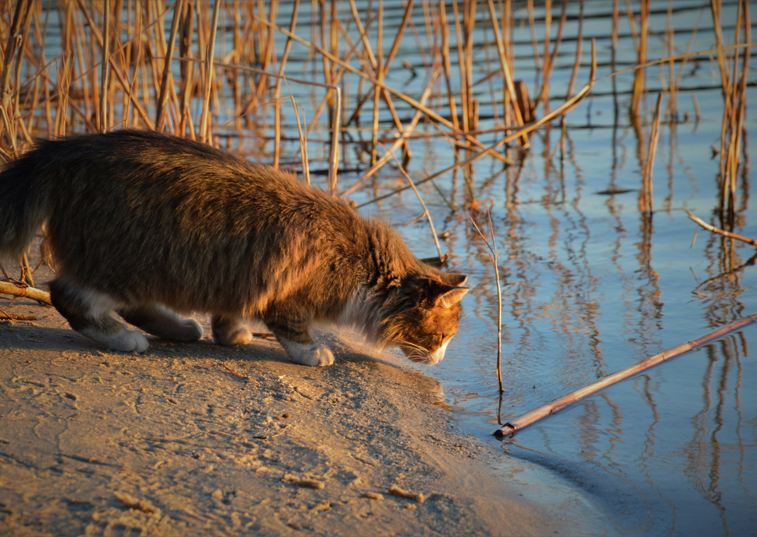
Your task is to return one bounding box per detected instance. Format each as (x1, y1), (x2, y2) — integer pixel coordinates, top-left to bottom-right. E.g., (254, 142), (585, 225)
(3, 323), (450, 410)
(2, 322), (402, 369)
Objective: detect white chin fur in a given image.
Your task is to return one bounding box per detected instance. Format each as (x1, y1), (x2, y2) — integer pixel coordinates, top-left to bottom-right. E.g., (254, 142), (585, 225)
(401, 339), (449, 365)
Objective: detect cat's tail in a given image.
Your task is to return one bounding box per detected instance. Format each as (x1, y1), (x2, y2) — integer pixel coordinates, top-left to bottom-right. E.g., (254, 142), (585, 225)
(0, 144), (52, 259)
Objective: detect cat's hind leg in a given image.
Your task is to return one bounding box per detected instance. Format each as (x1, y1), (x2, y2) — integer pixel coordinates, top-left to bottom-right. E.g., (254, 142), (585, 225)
(119, 304), (203, 342)
(211, 314), (252, 346)
(49, 278), (148, 353)
(263, 315), (334, 367)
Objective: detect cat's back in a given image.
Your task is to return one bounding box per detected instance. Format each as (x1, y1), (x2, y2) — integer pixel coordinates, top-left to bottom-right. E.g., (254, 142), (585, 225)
(37, 129), (281, 195)
(37, 130), (355, 231)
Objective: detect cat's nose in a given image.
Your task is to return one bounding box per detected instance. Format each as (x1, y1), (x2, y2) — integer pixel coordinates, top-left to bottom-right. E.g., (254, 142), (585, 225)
(425, 339), (449, 365)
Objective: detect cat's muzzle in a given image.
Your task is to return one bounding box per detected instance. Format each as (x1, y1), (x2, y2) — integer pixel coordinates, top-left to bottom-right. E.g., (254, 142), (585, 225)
(400, 339), (449, 365)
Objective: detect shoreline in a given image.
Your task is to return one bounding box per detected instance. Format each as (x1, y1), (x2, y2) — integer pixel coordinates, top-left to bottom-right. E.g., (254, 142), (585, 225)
(1, 295), (605, 536)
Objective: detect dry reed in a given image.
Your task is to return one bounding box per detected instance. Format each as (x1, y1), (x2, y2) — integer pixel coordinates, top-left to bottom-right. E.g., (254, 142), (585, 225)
(495, 313), (757, 439)
(470, 210), (503, 393)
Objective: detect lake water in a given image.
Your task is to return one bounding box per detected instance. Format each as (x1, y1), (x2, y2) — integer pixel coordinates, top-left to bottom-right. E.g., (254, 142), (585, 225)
(32, 0), (757, 534)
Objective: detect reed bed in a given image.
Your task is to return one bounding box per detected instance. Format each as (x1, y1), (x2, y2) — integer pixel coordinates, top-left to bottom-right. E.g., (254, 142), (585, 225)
(0, 2), (747, 195)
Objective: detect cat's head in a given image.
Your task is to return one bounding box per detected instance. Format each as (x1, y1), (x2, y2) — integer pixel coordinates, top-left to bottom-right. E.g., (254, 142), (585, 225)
(378, 272), (468, 365)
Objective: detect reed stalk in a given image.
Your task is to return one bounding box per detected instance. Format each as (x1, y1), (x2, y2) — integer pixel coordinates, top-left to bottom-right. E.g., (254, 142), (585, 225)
(292, 99), (310, 185)
(274, 0), (300, 169)
(686, 211), (757, 247)
(199, 0), (221, 144)
(628, 0), (649, 117)
(178, 0), (194, 136)
(639, 92), (662, 214)
(393, 155), (444, 264)
(486, 0), (526, 146)
(155, 0), (184, 132)
(495, 313), (757, 439)
(710, 0), (750, 225)
(99, 0), (111, 132)
(371, 0), (384, 166)
(0, 0), (29, 156)
(0, 280), (52, 306)
(469, 210), (503, 393)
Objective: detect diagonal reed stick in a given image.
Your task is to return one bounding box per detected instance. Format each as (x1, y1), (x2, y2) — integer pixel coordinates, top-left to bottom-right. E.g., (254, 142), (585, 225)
(494, 313), (757, 439)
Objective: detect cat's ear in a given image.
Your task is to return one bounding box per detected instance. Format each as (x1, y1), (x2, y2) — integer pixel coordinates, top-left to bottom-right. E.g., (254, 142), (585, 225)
(442, 273), (468, 287)
(433, 285), (468, 309)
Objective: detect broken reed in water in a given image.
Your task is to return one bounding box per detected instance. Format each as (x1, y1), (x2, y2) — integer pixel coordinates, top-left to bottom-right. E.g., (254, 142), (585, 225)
(494, 313), (757, 439)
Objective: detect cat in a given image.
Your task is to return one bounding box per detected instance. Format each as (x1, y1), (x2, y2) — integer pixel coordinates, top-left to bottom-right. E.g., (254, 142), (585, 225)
(0, 130), (467, 366)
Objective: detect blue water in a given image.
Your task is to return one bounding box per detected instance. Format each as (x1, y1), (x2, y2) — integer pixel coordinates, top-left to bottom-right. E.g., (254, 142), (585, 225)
(369, 125), (757, 534)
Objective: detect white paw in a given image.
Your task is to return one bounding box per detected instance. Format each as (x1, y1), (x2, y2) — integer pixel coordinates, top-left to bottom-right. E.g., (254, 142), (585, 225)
(226, 327), (252, 346)
(107, 330), (150, 353)
(214, 326), (252, 346)
(287, 343), (335, 367)
(179, 319), (203, 342)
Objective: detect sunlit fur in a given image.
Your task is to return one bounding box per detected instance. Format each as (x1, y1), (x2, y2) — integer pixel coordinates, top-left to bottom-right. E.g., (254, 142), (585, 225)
(0, 130), (468, 366)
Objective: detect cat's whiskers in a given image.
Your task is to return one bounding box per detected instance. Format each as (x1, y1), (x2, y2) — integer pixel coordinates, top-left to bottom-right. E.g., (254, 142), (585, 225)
(398, 341), (431, 364)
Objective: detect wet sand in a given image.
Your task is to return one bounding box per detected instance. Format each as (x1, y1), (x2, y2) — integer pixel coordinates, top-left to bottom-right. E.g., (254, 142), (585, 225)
(1, 290), (604, 536)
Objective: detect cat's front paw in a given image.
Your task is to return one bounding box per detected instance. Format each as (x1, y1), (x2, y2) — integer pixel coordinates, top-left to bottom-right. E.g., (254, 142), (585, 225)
(306, 345), (335, 367)
(178, 319), (203, 342)
(214, 326), (252, 346)
(286, 343), (335, 367)
(106, 330), (150, 353)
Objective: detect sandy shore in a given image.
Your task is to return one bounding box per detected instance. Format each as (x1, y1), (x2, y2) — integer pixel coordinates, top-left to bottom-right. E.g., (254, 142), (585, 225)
(1, 285), (604, 536)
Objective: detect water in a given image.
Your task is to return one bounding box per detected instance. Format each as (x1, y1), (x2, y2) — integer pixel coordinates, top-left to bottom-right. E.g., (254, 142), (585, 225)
(30, 0), (757, 534)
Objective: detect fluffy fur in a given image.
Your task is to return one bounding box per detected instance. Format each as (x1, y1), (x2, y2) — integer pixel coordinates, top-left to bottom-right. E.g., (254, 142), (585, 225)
(0, 130), (467, 366)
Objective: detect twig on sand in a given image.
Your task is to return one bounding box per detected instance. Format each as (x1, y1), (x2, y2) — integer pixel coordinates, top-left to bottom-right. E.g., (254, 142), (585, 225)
(0, 281), (52, 306)
(220, 364), (251, 382)
(686, 210), (757, 247)
(494, 313), (757, 439)
(0, 304), (37, 321)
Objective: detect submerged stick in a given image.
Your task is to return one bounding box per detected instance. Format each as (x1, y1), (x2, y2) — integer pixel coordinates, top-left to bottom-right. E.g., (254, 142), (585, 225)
(494, 313), (757, 439)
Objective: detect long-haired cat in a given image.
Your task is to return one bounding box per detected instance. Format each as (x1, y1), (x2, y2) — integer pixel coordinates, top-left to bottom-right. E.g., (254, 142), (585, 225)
(0, 130), (467, 366)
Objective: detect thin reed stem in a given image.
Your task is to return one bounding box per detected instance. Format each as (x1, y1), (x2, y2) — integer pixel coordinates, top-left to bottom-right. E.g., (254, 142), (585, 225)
(469, 210), (503, 393)
(199, 0), (221, 143)
(640, 92), (662, 214)
(155, 0), (184, 131)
